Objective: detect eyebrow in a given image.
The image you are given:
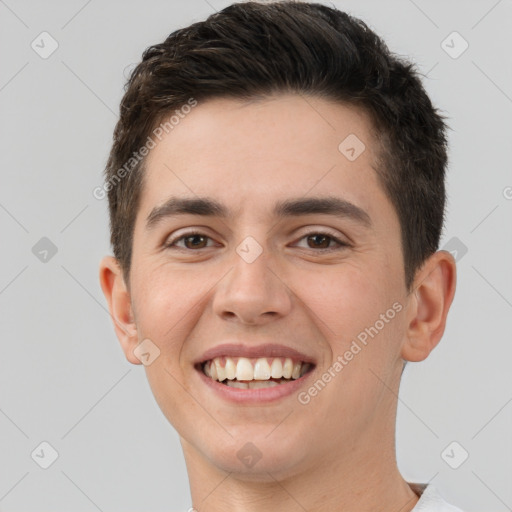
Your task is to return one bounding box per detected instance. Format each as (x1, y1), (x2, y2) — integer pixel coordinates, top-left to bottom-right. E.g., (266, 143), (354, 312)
(145, 196), (372, 231)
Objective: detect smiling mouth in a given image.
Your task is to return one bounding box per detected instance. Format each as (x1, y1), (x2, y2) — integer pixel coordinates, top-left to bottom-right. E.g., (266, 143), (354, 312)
(198, 356), (314, 389)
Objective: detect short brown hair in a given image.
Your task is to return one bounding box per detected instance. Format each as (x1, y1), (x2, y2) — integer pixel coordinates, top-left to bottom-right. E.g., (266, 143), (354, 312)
(103, 0), (449, 291)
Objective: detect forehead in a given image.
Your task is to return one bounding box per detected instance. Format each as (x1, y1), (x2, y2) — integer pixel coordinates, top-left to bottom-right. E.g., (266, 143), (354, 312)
(136, 94), (393, 230)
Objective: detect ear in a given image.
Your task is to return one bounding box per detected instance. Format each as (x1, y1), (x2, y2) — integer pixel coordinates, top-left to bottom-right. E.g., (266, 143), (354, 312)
(99, 256), (141, 365)
(401, 250), (457, 362)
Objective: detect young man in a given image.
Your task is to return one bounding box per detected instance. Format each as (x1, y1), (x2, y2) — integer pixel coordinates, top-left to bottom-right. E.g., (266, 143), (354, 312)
(99, 2), (461, 510)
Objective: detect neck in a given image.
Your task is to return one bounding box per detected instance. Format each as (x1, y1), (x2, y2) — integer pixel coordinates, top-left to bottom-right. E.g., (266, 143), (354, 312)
(181, 432), (419, 512)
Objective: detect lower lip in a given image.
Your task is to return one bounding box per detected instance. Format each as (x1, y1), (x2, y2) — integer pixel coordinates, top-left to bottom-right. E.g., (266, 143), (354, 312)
(195, 365), (315, 404)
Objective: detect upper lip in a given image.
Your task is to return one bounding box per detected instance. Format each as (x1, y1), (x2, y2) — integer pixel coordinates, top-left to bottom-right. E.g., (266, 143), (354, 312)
(195, 343), (317, 365)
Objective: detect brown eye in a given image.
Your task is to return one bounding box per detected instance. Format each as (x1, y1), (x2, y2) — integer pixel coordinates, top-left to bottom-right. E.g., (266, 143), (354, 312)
(182, 234), (209, 249)
(165, 232), (213, 250)
(307, 234), (332, 249)
(295, 231), (349, 252)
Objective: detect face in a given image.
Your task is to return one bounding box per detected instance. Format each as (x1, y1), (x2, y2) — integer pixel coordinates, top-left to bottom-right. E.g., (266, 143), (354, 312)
(108, 94), (414, 480)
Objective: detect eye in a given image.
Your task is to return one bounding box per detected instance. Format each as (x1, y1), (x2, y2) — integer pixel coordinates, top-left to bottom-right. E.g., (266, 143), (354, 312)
(165, 229), (349, 252)
(165, 231), (215, 250)
(294, 230), (349, 251)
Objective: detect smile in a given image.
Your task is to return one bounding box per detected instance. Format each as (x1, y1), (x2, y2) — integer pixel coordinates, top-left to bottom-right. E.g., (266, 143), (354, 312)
(201, 356), (314, 389)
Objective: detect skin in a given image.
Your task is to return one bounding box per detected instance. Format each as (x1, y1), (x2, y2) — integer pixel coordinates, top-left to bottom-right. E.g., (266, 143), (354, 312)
(99, 94), (456, 512)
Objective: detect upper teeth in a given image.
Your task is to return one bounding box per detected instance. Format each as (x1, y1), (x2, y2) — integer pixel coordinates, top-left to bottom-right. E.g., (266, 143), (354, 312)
(203, 356), (311, 382)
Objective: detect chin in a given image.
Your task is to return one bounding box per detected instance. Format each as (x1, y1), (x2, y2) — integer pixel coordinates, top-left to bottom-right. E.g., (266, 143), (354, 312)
(199, 428), (311, 480)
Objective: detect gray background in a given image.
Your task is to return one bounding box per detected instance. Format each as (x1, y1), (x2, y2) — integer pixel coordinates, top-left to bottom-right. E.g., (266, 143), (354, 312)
(1, 0), (511, 511)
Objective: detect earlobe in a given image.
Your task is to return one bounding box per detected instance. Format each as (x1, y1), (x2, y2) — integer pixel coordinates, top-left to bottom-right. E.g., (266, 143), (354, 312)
(99, 256), (142, 365)
(401, 250), (457, 362)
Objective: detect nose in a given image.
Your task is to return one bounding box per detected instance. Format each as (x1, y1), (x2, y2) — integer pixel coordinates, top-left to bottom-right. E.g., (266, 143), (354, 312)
(212, 246), (293, 325)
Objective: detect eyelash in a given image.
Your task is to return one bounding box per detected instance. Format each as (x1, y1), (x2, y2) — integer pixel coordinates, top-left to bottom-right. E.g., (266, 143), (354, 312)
(165, 230), (350, 252)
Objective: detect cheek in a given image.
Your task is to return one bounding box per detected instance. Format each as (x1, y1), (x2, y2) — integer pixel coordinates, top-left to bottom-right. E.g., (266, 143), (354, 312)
(291, 261), (390, 342)
(292, 257), (404, 408)
(131, 265), (210, 362)
(135, 267), (206, 430)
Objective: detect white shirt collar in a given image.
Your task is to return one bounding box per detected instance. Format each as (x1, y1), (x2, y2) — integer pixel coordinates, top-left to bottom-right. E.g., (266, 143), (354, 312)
(410, 483), (465, 511)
